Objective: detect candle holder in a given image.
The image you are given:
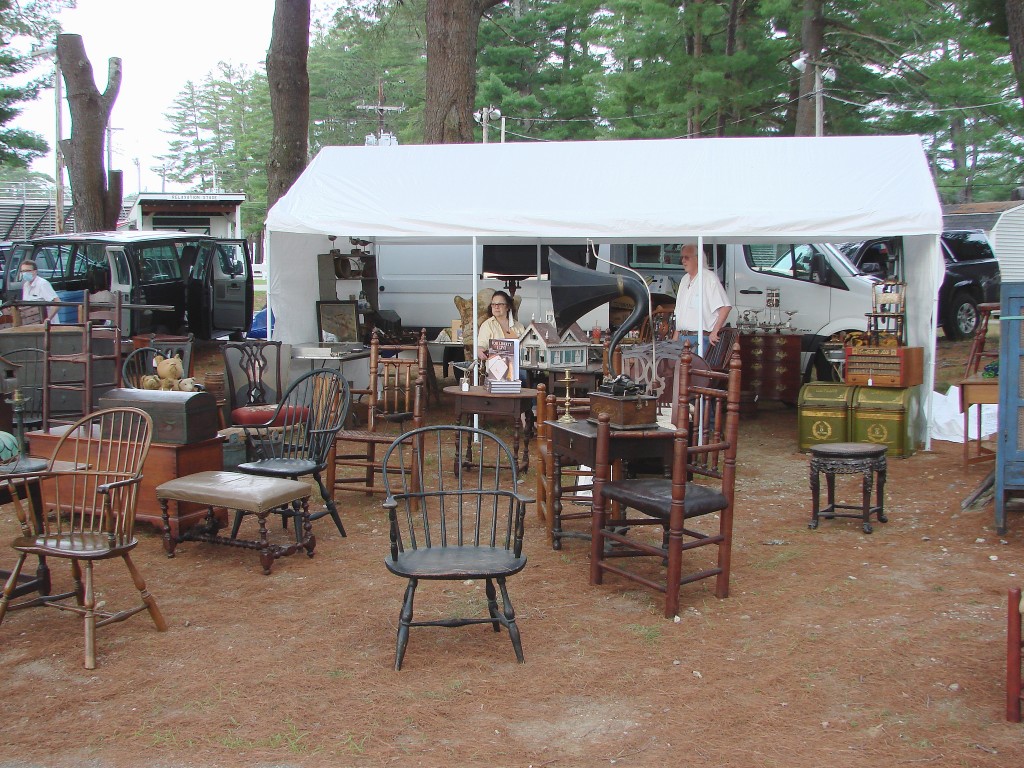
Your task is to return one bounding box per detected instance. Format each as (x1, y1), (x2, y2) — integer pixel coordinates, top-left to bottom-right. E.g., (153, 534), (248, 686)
(557, 369), (577, 423)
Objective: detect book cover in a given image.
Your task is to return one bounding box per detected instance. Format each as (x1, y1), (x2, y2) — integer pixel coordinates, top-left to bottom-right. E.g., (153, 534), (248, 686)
(487, 337), (520, 381)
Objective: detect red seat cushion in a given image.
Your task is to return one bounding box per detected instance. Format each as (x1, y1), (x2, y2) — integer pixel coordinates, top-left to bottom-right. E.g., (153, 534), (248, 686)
(231, 404), (309, 427)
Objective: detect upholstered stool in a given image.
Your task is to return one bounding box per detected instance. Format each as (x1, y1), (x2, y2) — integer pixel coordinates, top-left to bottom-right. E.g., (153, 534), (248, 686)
(808, 442), (887, 534)
(156, 471), (313, 574)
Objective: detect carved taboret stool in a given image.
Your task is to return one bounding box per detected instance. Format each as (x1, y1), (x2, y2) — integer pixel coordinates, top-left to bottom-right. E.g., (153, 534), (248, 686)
(156, 471), (313, 574)
(808, 442), (888, 534)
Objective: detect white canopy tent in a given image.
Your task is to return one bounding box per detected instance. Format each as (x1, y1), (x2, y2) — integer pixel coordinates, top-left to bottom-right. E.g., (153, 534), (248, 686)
(265, 135), (944, 446)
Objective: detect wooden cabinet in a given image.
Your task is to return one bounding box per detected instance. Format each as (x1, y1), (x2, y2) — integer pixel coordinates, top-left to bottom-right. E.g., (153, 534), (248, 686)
(27, 431), (224, 537)
(739, 333), (802, 404)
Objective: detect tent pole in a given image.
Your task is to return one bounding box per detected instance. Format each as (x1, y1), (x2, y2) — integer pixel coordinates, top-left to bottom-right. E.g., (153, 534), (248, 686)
(472, 237), (480, 430)
(264, 229), (273, 341)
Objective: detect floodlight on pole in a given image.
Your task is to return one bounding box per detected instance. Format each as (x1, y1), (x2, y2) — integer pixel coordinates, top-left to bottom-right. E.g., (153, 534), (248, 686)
(473, 106), (502, 144)
(791, 53), (832, 137)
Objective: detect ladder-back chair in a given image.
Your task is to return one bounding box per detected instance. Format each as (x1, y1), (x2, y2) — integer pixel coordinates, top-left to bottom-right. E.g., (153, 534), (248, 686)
(333, 332), (428, 496)
(590, 344), (742, 618)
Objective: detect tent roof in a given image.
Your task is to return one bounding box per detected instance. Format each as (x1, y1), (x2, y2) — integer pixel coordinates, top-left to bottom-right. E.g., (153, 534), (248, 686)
(265, 136), (942, 244)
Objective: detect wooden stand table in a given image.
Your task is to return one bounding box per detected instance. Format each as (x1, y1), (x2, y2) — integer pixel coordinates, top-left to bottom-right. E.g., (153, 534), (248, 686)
(958, 375), (999, 466)
(444, 385), (537, 473)
(546, 419), (673, 549)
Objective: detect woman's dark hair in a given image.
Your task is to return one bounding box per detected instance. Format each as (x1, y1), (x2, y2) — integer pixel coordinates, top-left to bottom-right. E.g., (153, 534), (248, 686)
(486, 290), (516, 322)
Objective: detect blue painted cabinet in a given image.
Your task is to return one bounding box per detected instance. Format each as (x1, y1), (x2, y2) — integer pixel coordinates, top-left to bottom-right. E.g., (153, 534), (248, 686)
(996, 283), (1024, 533)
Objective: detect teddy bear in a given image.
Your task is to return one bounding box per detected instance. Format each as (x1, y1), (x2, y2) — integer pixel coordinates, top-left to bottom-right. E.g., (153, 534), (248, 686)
(152, 354), (190, 391)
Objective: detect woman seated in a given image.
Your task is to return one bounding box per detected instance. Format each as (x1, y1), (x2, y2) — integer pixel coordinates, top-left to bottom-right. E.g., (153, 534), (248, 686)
(476, 290), (530, 384)
(476, 290), (525, 360)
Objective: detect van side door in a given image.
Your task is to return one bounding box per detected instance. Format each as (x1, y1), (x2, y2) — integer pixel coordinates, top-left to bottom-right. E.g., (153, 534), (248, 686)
(189, 239), (253, 338)
(105, 246), (135, 333)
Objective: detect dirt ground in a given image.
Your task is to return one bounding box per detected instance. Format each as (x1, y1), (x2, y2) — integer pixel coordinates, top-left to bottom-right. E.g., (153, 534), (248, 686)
(2, 335), (1023, 767)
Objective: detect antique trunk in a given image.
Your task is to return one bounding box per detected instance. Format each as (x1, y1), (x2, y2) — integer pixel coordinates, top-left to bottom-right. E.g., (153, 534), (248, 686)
(844, 345), (924, 388)
(588, 392), (659, 430)
(797, 382), (857, 451)
(851, 385), (919, 458)
(98, 389), (219, 445)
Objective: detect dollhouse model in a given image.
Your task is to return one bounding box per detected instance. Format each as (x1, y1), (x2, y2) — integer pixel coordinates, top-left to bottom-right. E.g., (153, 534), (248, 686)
(520, 321), (592, 370)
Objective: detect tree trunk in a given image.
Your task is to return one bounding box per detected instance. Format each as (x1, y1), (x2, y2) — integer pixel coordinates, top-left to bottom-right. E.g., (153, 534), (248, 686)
(795, 0), (825, 137)
(424, 0), (505, 144)
(56, 33), (122, 232)
(715, 0), (742, 137)
(266, 0), (310, 210)
(1007, 0), (1024, 109)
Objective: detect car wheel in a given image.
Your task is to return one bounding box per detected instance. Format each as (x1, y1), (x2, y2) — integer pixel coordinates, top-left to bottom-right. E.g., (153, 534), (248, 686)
(943, 292), (978, 340)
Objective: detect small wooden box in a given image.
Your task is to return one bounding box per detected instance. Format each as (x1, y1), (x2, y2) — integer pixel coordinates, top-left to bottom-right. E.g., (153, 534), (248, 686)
(844, 346), (924, 388)
(98, 389), (219, 445)
(588, 392), (659, 429)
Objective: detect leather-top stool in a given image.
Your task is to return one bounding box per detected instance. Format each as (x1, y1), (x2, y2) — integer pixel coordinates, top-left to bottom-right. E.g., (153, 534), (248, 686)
(809, 442), (888, 534)
(156, 471), (313, 574)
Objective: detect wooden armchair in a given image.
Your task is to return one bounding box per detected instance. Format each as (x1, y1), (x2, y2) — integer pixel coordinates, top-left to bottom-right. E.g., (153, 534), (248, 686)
(0, 407), (166, 668)
(333, 332), (428, 496)
(382, 424), (528, 669)
(235, 368), (352, 540)
(590, 343), (742, 618)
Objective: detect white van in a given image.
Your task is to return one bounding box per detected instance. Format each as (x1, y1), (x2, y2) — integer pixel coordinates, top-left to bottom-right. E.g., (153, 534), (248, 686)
(373, 241), (874, 381)
(616, 242), (876, 380)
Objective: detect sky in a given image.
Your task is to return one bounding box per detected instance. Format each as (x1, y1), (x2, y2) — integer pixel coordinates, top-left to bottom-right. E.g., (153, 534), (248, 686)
(17, 0), (279, 195)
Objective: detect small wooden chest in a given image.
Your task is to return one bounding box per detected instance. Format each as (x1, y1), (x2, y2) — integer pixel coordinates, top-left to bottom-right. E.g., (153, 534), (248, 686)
(588, 392), (659, 430)
(98, 389), (219, 445)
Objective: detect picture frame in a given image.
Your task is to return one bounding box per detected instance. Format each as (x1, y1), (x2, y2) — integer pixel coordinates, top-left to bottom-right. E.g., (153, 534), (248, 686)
(316, 300), (360, 343)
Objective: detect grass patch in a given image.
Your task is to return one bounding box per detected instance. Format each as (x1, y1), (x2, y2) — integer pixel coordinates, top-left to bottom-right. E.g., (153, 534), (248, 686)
(626, 623), (662, 644)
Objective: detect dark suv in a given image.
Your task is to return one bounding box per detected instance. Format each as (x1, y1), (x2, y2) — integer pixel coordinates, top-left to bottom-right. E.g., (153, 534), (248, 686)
(837, 231), (1000, 340)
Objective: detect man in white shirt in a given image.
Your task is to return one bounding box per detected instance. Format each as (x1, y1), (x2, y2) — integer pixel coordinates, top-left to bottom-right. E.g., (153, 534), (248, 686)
(672, 244), (731, 353)
(19, 260), (60, 323)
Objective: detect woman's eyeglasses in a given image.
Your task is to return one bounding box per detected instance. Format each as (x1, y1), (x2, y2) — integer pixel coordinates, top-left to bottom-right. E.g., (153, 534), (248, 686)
(490, 303), (507, 308)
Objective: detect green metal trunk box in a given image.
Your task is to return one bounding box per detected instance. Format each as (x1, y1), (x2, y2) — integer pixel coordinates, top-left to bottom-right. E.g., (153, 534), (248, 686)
(851, 385), (919, 458)
(798, 383), (857, 451)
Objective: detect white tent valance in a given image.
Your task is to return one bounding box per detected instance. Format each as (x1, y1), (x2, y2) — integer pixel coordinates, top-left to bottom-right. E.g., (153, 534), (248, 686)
(266, 135), (940, 243)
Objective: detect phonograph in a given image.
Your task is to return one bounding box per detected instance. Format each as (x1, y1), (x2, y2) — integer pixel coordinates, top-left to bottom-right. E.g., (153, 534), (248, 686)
(548, 252), (657, 429)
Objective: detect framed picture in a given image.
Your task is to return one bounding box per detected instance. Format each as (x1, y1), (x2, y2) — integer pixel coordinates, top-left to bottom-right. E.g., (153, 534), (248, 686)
(316, 300), (360, 343)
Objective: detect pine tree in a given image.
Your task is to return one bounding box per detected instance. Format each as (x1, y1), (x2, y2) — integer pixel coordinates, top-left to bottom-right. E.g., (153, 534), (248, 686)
(0, 0), (71, 168)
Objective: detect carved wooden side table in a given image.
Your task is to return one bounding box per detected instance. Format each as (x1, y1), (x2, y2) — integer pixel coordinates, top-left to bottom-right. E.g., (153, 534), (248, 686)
(809, 442), (888, 534)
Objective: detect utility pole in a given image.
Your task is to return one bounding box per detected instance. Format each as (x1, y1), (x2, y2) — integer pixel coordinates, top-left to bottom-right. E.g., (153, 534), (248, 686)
(356, 79), (405, 144)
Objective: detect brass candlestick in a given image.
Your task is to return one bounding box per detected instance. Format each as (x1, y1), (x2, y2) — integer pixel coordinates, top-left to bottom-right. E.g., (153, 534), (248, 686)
(557, 369), (577, 423)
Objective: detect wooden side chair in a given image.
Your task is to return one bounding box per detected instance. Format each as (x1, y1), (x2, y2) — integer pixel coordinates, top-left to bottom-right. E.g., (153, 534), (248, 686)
(382, 424), (529, 670)
(590, 343), (741, 618)
(333, 333), (427, 496)
(234, 369), (352, 540)
(0, 407), (166, 669)
(222, 339), (284, 426)
(542, 390), (599, 550)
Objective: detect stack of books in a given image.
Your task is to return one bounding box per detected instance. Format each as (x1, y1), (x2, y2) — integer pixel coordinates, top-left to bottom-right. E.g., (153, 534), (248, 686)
(485, 378), (523, 394)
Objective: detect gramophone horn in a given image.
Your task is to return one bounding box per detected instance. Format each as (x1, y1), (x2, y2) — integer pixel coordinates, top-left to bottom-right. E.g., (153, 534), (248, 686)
(549, 252), (650, 372)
